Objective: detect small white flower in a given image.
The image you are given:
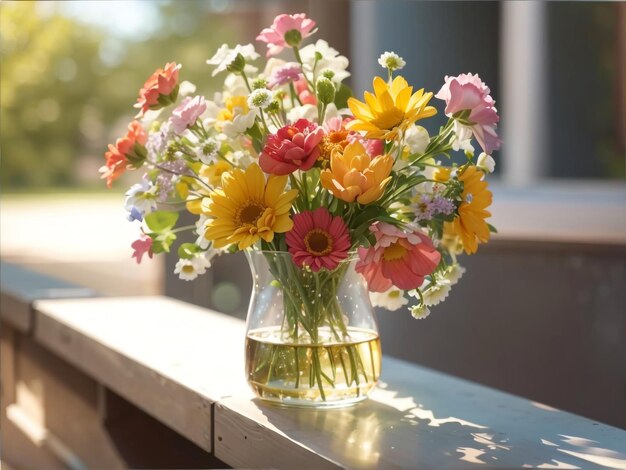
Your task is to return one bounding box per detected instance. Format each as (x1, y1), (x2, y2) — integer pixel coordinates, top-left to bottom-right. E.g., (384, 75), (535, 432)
(405, 125), (430, 155)
(228, 150), (253, 167)
(195, 138), (219, 165)
(174, 258), (201, 281)
(378, 51), (406, 71)
(422, 280), (452, 306)
(286, 102), (340, 124)
(174, 253), (213, 281)
(477, 152), (496, 173)
(247, 88), (273, 110)
(206, 43), (259, 77)
(125, 178), (158, 215)
(299, 40), (350, 83)
(410, 303), (431, 320)
(445, 264), (466, 285)
(221, 109), (258, 137)
(450, 121), (475, 153)
(195, 215), (210, 249)
(178, 80), (197, 97)
(369, 287), (409, 311)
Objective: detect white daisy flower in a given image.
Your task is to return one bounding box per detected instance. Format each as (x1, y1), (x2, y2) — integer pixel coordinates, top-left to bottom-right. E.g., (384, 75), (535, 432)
(422, 280), (452, 306)
(174, 258), (202, 281)
(445, 264), (466, 285)
(410, 303), (431, 320)
(247, 88), (273, 110)
(369, 287), (409, 311)
(206, 43), (259, 77)
(477, 152), (496, 173)
(299, 40), (350, 83)
(378, 51), (406, 71)
(195, 137), (219, 165)
(174, 254), (212, 281)
(124, 178), (158, 217)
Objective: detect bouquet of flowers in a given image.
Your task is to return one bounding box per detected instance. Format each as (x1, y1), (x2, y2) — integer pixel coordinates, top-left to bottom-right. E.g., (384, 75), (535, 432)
(102, 12), (500, 404)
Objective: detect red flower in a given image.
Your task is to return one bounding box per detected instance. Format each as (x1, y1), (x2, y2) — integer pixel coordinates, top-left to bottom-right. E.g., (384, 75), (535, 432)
(286, 208), (350, 272)
(259, 119), (324, 175)
(135, 62), (181, 115)
(100, 121), (147, 188)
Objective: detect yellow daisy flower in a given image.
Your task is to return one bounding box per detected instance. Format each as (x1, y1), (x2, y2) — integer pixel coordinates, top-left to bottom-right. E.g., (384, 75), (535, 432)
(453, 166), (492, 254)
(347, 76), (437, 141)
(202, 163), (297, 250)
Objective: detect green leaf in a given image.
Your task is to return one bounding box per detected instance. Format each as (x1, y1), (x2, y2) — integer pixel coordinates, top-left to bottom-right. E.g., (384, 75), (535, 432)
(177, 242), (201, 259)
(487, 223), (498, 234)
(334, 83), (352, 109)
(151, 232), (176, 254)
(145, 211), (179, 233)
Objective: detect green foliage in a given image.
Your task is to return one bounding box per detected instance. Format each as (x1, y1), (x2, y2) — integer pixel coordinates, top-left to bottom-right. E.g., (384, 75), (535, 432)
(0, 2), (240, 190)
(177, 242), (202, 259)
(145, 211), (179, 232)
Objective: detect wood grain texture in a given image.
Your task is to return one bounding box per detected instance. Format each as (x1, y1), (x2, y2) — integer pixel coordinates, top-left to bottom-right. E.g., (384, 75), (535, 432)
(0, 262), (95, 332)
(33, 296), (248, 452)
(216, 356), (626, 470)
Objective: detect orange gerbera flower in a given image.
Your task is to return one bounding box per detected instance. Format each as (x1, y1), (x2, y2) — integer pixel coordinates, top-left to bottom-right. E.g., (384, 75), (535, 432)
(320, 141), (393, 205)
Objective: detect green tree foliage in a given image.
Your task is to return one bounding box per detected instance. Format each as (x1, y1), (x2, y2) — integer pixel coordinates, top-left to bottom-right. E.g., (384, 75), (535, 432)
(1, 1), (241, 190)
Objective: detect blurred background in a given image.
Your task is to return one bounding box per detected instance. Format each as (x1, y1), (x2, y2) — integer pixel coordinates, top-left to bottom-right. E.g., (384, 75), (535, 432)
(1, 0), (625, 432)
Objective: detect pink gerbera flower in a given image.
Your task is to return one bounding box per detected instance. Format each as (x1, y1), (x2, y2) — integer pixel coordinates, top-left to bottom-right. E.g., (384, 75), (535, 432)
(286, 208), (351, 272)
(256, 13), (317, 57)
(356, 223), (441, 292)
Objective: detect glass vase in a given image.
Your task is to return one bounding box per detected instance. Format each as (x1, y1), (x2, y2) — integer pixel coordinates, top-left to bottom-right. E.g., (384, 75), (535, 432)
(244, 251), (381, 408)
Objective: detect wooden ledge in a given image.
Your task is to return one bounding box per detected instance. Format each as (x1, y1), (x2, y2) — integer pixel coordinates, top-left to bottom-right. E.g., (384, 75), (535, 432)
(215, 356), (626, 469)
(32, 296), (248, 452)
(32, 296), (626, 469)
(0, 262), (95, 332)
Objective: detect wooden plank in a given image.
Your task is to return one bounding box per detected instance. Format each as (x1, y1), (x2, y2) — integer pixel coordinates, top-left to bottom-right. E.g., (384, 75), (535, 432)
(215, 356), (626, 470)
(0, 263), (95, 332)
(33, 296), (248, 452)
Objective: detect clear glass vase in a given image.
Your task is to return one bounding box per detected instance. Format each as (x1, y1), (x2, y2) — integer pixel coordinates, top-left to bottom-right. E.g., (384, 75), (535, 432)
(244, 251), (381, 408)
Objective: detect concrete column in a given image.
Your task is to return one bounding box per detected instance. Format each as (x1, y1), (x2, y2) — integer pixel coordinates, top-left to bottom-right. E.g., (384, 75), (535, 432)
(500, 1), (548, 185)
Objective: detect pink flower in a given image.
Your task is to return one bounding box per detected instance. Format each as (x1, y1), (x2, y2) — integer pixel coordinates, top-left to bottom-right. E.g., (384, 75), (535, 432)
(286, 208), (350, 272)
(170, 96), (207, 134)
(356, 223), (441, 292)
(332, 116), (383, 158)
(268, 62), (303, 88)
(259, 119), (324, 175)
(294, 78), (316, 105)
(131, 233), (153, 264)
(135, 62), (181, 115)
(256, 13), (316, 57)
(435, 73), (501, 154)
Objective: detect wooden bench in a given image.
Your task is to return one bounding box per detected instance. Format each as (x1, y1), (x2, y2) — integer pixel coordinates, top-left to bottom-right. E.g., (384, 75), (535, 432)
(2, 266), (625, 469)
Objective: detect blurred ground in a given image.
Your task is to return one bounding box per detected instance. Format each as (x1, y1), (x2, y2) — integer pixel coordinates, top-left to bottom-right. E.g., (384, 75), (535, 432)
(0, 193), (163, 296)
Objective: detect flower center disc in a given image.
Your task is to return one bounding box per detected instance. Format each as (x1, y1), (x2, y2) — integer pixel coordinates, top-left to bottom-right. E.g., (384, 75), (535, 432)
(304, 229), (333, 256)
(383, 242), (407, 261)
(237, 201), (265, 225)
